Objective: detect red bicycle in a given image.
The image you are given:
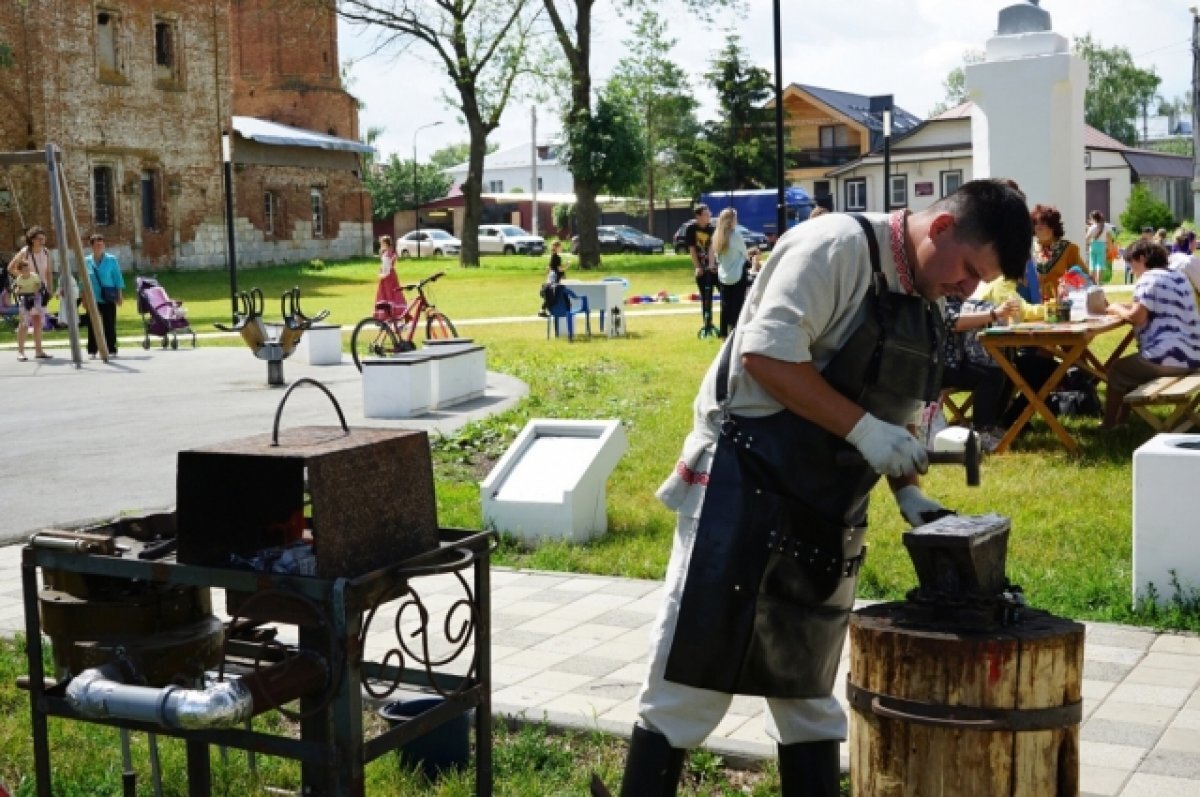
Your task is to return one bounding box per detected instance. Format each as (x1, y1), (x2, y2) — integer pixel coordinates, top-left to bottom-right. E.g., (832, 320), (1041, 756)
(350, 271), (458, 371)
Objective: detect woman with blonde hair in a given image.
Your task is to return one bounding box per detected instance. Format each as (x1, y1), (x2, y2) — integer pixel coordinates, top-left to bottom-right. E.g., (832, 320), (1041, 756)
(711, 207), (748, 338)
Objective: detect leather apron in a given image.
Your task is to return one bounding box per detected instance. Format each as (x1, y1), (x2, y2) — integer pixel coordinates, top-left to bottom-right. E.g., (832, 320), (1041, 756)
(663, 215), (944, 698)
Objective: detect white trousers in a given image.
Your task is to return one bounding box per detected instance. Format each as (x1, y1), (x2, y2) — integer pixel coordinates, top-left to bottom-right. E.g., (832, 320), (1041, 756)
(634, 514), (847, 750)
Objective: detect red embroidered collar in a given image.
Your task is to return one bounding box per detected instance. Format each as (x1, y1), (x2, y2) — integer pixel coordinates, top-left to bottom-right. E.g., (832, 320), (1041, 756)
(889, 210), (914, 295)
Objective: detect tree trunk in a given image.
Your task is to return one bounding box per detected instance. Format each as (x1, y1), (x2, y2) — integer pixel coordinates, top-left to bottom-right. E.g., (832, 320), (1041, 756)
(568, 1), (600, 270)
(459, 121), (488, 268)
(848, 604), (1083, 797)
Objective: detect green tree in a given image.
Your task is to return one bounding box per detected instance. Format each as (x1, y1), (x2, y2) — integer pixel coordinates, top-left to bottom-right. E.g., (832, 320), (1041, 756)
(700, 35), (775, 192)
(429, 141), (498, 171)
(928, 49), (983, 117)
(603, 12), (700, 232)
(560, 91), (646, 205)
(1074, 34), (1161, 147)
(1119, 183), (1175, 233)
(336, 0), (545, 266)
(538, 0), (731, 269)
(0, 42), (14, 69)
(364, 154), (453, 221)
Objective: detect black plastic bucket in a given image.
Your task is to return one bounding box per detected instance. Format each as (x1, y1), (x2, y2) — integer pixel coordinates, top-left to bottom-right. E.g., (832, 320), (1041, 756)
(379, 697), (471, 780)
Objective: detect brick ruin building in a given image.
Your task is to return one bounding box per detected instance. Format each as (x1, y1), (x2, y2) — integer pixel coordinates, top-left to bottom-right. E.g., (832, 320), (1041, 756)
(0, 0), (372, 270)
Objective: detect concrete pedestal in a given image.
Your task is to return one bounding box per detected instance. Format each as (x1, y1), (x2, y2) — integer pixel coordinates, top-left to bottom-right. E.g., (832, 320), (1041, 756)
(423, 342), (487, 409)
(480, 419), (627, 544)
(1132, 434), (1200, 606)
(966, 30), (1086, 226)
(362, 354), (432, 418)
(305, 325), (343, 366)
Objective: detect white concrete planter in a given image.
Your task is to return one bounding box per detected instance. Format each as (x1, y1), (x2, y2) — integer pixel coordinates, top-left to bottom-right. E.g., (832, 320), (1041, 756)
(422, 341), (486, 409)
(362, 353), (432, 418)
(480, 419), (627, 544)
(1133, 434), (1200, 606)
(305, 324), (343, 366)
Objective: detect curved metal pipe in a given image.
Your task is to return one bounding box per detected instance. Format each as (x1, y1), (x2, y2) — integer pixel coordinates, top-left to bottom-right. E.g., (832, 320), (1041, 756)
(66, 665), (253, 730)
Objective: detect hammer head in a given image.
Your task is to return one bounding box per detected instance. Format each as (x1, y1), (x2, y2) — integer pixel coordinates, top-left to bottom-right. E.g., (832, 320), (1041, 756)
(964, 431), (981, 487)
(925, 430), (981, 486)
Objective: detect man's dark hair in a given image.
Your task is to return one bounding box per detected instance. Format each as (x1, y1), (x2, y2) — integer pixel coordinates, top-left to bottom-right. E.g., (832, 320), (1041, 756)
(930, 178), (1032, 280)
(1125, 239), (1169, 270)
(693, 203), (709, 217)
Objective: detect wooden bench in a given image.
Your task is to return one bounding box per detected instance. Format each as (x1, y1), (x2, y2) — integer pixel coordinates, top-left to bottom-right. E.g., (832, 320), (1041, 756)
(1124, 374), (1200, 433)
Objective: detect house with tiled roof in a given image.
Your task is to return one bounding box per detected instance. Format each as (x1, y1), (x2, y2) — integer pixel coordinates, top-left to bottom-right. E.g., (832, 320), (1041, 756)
(824, 101), (1193, 225)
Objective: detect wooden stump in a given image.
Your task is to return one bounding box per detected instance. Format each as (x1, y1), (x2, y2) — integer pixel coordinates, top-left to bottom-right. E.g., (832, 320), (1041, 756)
(848, 603), (1084, 797)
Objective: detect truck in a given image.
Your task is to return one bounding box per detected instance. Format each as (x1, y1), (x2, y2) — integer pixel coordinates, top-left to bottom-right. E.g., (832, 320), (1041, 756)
(699, 187), (815, 244)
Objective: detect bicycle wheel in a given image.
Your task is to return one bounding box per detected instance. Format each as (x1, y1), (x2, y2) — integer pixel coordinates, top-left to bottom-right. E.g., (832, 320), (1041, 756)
(425, 311), (458, 340)
(350, 317), (400, 371)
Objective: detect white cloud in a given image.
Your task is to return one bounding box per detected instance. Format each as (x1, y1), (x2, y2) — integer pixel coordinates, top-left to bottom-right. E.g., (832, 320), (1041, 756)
(342, 0), (1195, 163)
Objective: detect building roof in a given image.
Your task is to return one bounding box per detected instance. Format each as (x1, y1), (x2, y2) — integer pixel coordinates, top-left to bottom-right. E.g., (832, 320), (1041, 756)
(931, 101), (1133, 152)
(444, 142), (563, 173)
(231, 116), (375, 154)
(1124, 151), (1194, 180)
(792, 84), (922, 143)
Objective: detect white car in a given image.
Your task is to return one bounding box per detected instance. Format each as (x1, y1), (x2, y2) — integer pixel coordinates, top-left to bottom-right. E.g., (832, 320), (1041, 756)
(397, 229), (461, 257)
(477, 224), (545, 255)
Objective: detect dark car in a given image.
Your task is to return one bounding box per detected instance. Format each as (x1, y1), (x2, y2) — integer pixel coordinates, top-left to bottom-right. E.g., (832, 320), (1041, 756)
(571, 225), (665, 255)
(674, 222), (770, 254)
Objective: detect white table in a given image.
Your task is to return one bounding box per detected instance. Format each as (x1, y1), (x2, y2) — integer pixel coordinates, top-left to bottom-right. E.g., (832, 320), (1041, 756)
(560, 280), (627, 336)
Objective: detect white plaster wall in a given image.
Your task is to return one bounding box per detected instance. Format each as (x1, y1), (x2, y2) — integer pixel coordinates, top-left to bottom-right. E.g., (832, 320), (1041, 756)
(445, 163), (575, 194)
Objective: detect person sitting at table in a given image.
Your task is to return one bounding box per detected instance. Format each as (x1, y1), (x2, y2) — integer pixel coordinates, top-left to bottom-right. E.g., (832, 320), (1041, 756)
(1031, 204), (1087, 301)
(941, 293), (1021, 452)
(1101, 240), (1200, 429)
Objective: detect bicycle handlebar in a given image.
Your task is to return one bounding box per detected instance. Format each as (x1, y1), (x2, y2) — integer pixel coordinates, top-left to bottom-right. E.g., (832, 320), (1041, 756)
(401, 271), (446, 293)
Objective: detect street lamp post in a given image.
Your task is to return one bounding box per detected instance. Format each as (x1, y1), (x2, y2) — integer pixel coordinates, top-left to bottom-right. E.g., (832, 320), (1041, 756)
(773, 0), (786, 238)
(221, 131), (238, 323)
(413, 121), (444, 259)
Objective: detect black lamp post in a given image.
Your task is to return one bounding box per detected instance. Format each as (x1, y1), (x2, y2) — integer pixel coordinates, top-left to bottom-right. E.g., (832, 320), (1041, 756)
(412, 121), (444, 259)
(221, 131), (238, 323)
(869, 95), (894, 213)
(773, 0), (786, 238)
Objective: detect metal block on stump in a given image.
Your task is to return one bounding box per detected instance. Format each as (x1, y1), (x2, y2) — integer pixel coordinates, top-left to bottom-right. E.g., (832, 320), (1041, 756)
(177, 426), (439, 579)
(902, 513), (1010, 597)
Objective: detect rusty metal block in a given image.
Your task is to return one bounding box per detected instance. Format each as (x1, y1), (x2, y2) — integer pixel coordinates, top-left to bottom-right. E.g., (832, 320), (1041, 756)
(902, 513), (1010, 597)
(177, 426), (439, 578)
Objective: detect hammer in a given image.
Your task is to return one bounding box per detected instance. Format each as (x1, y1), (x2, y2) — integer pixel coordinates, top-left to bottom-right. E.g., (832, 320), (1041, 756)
(836, 430), (981, 486)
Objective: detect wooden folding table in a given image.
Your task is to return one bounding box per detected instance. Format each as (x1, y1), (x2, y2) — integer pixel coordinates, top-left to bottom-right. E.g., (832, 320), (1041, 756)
(978, 317), (1134, 454)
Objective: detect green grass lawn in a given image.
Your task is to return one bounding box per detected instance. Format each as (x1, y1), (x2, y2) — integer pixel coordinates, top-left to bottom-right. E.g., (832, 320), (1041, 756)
(2, 253), (1194, 631)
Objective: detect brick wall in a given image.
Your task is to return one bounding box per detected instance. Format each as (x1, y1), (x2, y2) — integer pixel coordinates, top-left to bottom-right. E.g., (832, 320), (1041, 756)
(0, 0), (369, 270)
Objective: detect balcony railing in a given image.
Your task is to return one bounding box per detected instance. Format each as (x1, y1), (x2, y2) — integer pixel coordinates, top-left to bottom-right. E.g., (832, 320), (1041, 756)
(786, 146), (861, 170)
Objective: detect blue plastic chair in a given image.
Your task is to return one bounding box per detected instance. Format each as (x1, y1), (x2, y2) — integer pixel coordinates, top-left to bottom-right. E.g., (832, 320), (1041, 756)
(546, 287), (591, 341)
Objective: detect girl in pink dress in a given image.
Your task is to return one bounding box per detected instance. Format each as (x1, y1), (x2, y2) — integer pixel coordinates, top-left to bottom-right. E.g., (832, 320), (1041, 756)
(374, 236), (406, 318)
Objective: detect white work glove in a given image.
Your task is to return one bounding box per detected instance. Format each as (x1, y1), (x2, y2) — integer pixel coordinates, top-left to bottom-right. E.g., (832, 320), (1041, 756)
(894, 485), (950, 527)
(845, 413), (929, 478)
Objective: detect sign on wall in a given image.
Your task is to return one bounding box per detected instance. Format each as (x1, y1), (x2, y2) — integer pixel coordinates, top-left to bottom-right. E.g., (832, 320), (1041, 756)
(914, 182), (934, 197)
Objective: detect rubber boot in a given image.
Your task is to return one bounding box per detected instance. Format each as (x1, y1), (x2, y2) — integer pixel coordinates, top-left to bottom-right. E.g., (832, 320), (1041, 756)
(618, 725), (686, 797)
(777, 740), (841, 797)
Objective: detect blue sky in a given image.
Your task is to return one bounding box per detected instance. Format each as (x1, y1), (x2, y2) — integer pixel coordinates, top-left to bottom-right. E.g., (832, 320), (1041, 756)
(339, 0), (1194, 162)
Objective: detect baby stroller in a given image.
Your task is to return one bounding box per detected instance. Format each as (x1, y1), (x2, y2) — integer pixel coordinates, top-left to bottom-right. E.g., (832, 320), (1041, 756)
(136, 275), (196, 349)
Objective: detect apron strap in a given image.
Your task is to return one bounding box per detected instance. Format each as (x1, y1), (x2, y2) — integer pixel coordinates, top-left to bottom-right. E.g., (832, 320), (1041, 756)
(715, 214), (884, 407)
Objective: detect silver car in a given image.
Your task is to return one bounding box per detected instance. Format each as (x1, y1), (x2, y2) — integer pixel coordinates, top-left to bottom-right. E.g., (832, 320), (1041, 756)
(397, 229), (461, 257)
(477, 224), (545, 255)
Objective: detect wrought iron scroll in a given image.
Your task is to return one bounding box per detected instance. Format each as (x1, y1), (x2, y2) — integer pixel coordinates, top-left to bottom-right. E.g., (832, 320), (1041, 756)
(358, 539), (489, 699)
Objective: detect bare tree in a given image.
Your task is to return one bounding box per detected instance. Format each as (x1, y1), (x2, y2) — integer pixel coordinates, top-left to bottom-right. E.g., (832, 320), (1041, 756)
(336, 0), (543, 266)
